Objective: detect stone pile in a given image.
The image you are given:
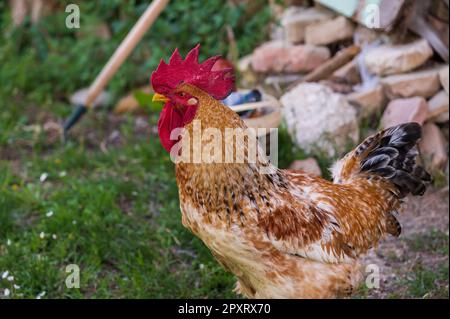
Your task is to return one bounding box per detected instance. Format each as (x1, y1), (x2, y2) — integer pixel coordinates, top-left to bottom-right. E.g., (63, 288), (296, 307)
(239, 1), (449, 176)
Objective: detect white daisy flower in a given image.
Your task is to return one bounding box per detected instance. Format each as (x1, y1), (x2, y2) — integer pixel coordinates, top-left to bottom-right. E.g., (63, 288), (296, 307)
(39, 173), (49, 183)
(14, 284), (20, 289)
(46, 211), (54, 217)
(7, 276), (14, 281)
(4, 288), (10, 297)
(52, 234), (57, 240)
(36, 291), (46, 299)
(2, 271), (9, 279)
(39, 232), (45, 239)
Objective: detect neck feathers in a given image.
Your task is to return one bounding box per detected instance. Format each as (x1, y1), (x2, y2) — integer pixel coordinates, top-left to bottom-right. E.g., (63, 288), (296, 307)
(175, 84), (280, 195)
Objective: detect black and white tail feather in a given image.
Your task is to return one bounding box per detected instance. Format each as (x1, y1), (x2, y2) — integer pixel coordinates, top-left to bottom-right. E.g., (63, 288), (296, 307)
(332, 122), (432, 237)
(358, 122), (431, 198)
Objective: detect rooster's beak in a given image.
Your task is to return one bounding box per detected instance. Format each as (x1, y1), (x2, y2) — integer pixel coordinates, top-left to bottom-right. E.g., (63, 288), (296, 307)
(152, 93), (169, 103)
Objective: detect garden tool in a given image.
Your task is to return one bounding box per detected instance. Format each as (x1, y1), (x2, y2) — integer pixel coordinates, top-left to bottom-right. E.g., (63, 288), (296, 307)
(63, 0), (170, 135)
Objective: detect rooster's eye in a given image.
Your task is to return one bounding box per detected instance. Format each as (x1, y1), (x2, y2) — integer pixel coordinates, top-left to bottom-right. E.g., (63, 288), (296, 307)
(177, 92), (186, 97)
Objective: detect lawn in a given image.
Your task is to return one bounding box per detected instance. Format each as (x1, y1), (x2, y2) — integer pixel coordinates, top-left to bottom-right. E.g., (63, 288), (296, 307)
(0, 109), (239, 298)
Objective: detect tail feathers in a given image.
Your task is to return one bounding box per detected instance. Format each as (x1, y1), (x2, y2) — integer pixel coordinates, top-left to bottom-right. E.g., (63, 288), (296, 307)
(359, 123), (431, 198)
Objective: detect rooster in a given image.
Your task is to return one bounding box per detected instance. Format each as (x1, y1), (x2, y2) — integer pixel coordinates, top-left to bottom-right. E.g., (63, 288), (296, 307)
(150, 46), (431, 298)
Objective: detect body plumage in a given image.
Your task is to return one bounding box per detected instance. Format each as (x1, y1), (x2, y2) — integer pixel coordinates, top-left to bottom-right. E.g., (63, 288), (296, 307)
(151, 47), (431, 298)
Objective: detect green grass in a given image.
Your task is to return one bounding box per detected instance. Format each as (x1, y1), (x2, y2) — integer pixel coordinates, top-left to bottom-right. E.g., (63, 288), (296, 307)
(387, 229), (449, 299)
(404, 229), (449, 298)
(405, 229), (449, 256)
(405, 263), (449, 299)
(0, 111), (240, 298)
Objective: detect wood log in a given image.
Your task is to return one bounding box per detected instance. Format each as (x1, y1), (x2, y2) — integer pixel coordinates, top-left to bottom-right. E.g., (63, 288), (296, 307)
(287, 45), (361, 91)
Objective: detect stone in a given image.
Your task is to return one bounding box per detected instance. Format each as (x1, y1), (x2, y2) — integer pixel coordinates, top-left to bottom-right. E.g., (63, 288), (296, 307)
(380, 97), (428, 128)
(320, 80), (353, 94)
(289, 158), (322, 176)
(347, 85), (386, 118)
(426, 14), (450, 62)
(429, 0), (450, 24)
(270, 23), (285, 41)
(439, 65), (449, 94)
(281, 6), (334, 43)
(364, 39), (433, 76)
(114, 86), (153, 114)
(419, 123), (448, 172)
(332, 59), (361, 84)
(70, 88), (110, 108)
(427, 90), (449, 121)
(264, 74), (301, 85)
(353, 25), (381, 46)
(251, 41), (330, 73)
(380, 66), (442, 99)
(237, 54), (257, 87)
(305, 16), (354, 46)
(237, 54), (253, 73)
(281, 83), (359, 157)
(315, 0), (405, 30)
(432, 112), (449, 123)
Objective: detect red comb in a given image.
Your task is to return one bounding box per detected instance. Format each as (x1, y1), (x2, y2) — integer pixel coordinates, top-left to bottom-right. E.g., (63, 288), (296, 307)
(151, 45), (234, 100)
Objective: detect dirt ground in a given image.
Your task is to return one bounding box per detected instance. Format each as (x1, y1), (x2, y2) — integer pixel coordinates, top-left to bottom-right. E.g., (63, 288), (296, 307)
(362, 187), (449, 298)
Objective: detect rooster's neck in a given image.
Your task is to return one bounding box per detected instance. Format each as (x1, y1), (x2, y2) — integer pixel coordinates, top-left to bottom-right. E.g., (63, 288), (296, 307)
(174, 87), (287, 220)
(176, 87), (273, 182)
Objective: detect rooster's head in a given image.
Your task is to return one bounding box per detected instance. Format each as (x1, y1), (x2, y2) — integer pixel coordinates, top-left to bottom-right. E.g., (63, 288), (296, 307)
(151, 45), (234, 152)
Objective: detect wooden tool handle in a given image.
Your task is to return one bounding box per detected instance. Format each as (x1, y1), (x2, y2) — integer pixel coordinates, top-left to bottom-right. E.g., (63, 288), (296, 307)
(85, 0), (170, 107)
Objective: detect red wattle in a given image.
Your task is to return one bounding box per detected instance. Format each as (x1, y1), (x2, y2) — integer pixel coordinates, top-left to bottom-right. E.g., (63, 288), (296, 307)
(158, 103), (182, 153)
(157, 102), (198, 153)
